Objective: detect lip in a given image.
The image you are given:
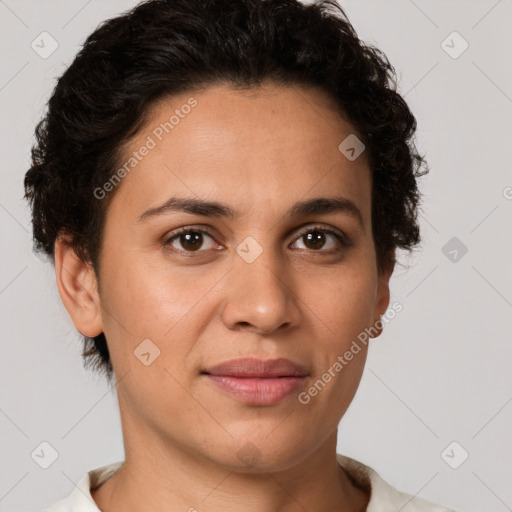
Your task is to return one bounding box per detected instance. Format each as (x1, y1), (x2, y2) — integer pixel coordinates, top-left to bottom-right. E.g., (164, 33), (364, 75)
(202, 358), (309, 406)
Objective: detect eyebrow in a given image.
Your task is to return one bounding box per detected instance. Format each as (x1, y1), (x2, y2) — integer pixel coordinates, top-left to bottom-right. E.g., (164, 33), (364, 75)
(138, 196), (363, 226)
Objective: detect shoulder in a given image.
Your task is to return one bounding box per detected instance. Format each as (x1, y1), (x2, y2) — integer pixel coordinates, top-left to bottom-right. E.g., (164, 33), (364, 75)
(43, 461), (124, 512)
(336, 453), (457, 512)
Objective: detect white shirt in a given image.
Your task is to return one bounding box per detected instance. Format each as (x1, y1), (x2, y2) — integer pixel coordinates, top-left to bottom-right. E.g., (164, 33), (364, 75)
(44, 453), (456, 511)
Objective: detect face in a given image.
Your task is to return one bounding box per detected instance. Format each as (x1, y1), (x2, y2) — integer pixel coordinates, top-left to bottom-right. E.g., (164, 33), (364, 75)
(60, 82), (392, 472)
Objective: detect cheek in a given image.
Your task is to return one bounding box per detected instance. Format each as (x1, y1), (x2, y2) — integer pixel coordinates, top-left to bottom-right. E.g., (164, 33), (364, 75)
(101, 258), (194, 333)
(296, 278), (372, 432)
(99, 255), (225, 371)
(98, 260), (209, 410)
(296, 260), (375, 407)
(300, 264), (377, 342)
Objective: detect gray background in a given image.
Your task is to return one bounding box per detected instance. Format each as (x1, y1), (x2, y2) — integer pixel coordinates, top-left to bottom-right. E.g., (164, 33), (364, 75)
(1, 0), (511, 510)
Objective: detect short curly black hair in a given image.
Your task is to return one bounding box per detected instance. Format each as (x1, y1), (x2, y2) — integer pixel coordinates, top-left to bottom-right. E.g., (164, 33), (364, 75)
(24, 0), (428, 382)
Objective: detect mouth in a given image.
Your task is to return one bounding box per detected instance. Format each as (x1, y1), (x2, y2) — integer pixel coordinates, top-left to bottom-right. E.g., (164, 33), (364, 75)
(201, 357), (309, 406)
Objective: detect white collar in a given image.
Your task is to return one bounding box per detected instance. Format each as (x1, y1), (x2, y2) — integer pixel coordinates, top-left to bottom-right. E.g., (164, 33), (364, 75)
(44, 453), (454, 511)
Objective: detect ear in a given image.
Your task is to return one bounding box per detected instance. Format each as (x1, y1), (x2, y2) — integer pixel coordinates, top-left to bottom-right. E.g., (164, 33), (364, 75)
(54, 234), (103, 338)
(371, 251), (395, 338)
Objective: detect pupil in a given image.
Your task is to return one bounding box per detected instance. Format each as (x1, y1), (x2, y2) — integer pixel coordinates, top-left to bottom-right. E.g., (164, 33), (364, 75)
(304, 231), (325, 250)
(181, 232), (202, 251)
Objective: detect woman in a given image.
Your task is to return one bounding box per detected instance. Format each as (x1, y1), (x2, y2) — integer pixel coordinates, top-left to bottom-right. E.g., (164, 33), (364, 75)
(24, 0), (456, 510)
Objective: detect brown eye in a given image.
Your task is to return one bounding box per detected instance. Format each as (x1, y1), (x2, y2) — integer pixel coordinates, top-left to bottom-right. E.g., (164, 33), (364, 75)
(302, 231), (327, 250)
(165, 229), (217, 252)
(291, 226), (348, 252)
(178, 232), (203, 251)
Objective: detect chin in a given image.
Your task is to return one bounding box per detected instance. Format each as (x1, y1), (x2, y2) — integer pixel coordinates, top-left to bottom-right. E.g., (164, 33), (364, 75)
(203, 434), (314, 474)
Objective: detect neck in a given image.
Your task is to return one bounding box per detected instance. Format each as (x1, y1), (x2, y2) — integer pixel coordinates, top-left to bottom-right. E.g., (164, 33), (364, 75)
(92, 399), (369, 512)
(93, 445), (368, 511)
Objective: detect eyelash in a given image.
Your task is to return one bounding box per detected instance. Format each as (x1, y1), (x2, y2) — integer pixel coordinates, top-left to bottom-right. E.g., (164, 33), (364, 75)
(163, 224), (350, 256)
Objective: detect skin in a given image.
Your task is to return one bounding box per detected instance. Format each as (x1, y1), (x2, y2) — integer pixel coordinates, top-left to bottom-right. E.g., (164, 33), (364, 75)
(55, 82), (394, 512)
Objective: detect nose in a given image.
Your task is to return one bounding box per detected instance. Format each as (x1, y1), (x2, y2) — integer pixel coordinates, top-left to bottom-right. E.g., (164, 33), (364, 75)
(220, 245), (302, 334)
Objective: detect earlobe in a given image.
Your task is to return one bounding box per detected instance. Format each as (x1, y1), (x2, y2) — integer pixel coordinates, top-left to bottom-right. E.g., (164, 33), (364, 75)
(54, 234), (103, 338)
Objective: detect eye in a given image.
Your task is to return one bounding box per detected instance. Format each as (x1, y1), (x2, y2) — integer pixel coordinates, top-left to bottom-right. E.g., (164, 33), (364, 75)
(164, 228), (219, 253)
(291, 226), (349, 252)
(163, 225), (350, 256)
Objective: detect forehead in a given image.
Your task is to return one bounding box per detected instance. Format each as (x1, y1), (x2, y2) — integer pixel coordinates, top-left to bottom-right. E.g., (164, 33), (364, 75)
(109, 82), (371, 223)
